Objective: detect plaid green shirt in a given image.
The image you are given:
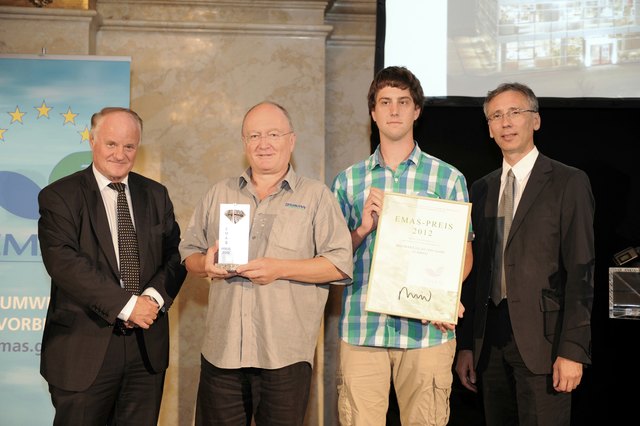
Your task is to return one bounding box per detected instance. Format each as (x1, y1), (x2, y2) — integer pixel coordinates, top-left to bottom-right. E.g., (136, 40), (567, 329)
(331, 143), (470, 348)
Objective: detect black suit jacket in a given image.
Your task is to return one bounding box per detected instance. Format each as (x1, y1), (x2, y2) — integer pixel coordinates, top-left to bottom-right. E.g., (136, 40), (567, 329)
(458, 153), (594, 374)
(38, 166), (185, 391)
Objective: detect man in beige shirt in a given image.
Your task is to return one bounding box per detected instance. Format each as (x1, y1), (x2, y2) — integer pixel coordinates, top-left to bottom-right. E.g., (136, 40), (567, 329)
(180, 101), (353, 426)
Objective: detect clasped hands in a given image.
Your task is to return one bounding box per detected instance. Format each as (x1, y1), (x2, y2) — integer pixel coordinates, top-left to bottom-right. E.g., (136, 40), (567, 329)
(125, 295), (160, 329)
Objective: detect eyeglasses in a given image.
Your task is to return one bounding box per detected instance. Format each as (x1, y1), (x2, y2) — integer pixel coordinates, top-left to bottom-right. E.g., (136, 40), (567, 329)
(243, 131), (293, 144)
(487, 109), (537, 122)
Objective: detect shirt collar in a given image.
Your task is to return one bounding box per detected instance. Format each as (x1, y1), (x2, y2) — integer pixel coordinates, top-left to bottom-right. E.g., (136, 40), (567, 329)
(368, 142), (421, 170)
(240, 165), (296, 191)
(502, 146), (539, 182)
(92, 164), (130, 191)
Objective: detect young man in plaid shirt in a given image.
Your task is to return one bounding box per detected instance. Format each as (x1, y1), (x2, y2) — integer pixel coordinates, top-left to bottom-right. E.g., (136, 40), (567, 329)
(331, 66), (473, 426)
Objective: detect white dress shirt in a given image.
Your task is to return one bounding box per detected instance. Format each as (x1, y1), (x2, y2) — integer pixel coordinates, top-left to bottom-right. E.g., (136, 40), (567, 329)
(92, 165), (164, 320)
(499, 146), (539, 216)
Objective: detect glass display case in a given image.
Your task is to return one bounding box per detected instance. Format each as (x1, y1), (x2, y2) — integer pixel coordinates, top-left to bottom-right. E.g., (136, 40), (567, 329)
(609, 267), (640, 319)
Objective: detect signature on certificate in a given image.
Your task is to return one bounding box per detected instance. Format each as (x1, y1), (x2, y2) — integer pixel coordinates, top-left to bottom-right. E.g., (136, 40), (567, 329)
(398, 286), (432, 302)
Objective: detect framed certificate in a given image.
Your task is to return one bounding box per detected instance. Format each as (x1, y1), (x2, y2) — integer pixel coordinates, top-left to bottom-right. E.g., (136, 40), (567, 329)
(365, 192), (471, 324)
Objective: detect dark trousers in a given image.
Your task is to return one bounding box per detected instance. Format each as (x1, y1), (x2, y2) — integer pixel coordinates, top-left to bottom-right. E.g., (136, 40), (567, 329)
(195, 355), (312, 426)
(478, 300), (570, 426)
(49, 330), (165, 426)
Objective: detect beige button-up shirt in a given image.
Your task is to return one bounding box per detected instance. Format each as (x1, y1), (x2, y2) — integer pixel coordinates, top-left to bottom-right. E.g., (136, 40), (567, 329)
(180, 167), (353, 369)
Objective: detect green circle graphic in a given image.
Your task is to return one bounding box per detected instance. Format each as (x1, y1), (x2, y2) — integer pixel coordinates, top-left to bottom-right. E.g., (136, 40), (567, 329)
(49, 151), (93, 184)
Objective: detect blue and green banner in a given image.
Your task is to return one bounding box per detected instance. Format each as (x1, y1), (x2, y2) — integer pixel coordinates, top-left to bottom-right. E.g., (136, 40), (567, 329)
(0, 54), (130, 424)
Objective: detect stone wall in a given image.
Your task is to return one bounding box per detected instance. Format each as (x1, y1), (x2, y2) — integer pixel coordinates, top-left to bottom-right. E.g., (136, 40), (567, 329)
(0, 1), (375, 424)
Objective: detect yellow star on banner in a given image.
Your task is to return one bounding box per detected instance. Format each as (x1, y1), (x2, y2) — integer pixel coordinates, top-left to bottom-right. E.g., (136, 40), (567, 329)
(61, 107), (78, 125)
(0, 128), (6, 141)
(79, 126), (90, 143)
(8, 106), (26, 124)
(35, 100), (52, 118)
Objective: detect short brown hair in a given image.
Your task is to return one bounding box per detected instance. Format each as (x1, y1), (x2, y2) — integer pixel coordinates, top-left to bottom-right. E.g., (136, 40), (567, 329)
(367, 66), (424, 116)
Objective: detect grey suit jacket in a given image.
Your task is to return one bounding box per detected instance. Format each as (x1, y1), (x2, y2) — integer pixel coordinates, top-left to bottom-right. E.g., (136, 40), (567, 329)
(458, 153), (594, 374)
(38, 165), (185, 391)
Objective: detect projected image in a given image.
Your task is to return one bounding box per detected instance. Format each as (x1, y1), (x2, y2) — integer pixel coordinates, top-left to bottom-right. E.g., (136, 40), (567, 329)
(383, 0), (640, 97)
(453, 0), (640, 96)
(464, 1), (639, 69)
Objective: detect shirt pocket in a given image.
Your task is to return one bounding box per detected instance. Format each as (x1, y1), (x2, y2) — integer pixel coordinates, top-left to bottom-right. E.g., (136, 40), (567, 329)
(269, 210), (313, 258)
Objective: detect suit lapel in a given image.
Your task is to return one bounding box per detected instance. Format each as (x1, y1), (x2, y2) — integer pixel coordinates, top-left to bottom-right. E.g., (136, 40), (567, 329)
(129, 173), (150, 280)
(483, 171), (501, 259)
(82, 167), (119, 275)
(507, 154), (552, 246)
(485, 171), (501, 219)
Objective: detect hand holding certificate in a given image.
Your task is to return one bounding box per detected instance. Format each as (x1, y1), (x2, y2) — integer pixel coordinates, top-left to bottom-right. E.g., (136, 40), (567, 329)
(365, 192), (471, 324)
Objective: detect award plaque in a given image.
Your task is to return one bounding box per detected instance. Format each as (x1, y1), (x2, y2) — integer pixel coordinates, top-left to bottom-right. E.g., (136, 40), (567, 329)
(365, 192), (471, 324)
(216, 203), (250, 272)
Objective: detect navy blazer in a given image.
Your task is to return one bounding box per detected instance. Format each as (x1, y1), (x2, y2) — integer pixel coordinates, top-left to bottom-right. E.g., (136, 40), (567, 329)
(38, 165), (185, 391)
(458, 153), (594, 374)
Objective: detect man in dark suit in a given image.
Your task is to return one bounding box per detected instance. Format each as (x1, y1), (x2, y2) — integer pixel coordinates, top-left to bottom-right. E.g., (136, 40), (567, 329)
(38, 107), (185, 425)
(455, 83), (594, 426)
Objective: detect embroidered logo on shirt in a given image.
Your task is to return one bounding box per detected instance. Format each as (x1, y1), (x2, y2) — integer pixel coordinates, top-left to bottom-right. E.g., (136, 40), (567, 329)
(284, 202), (306, 210)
